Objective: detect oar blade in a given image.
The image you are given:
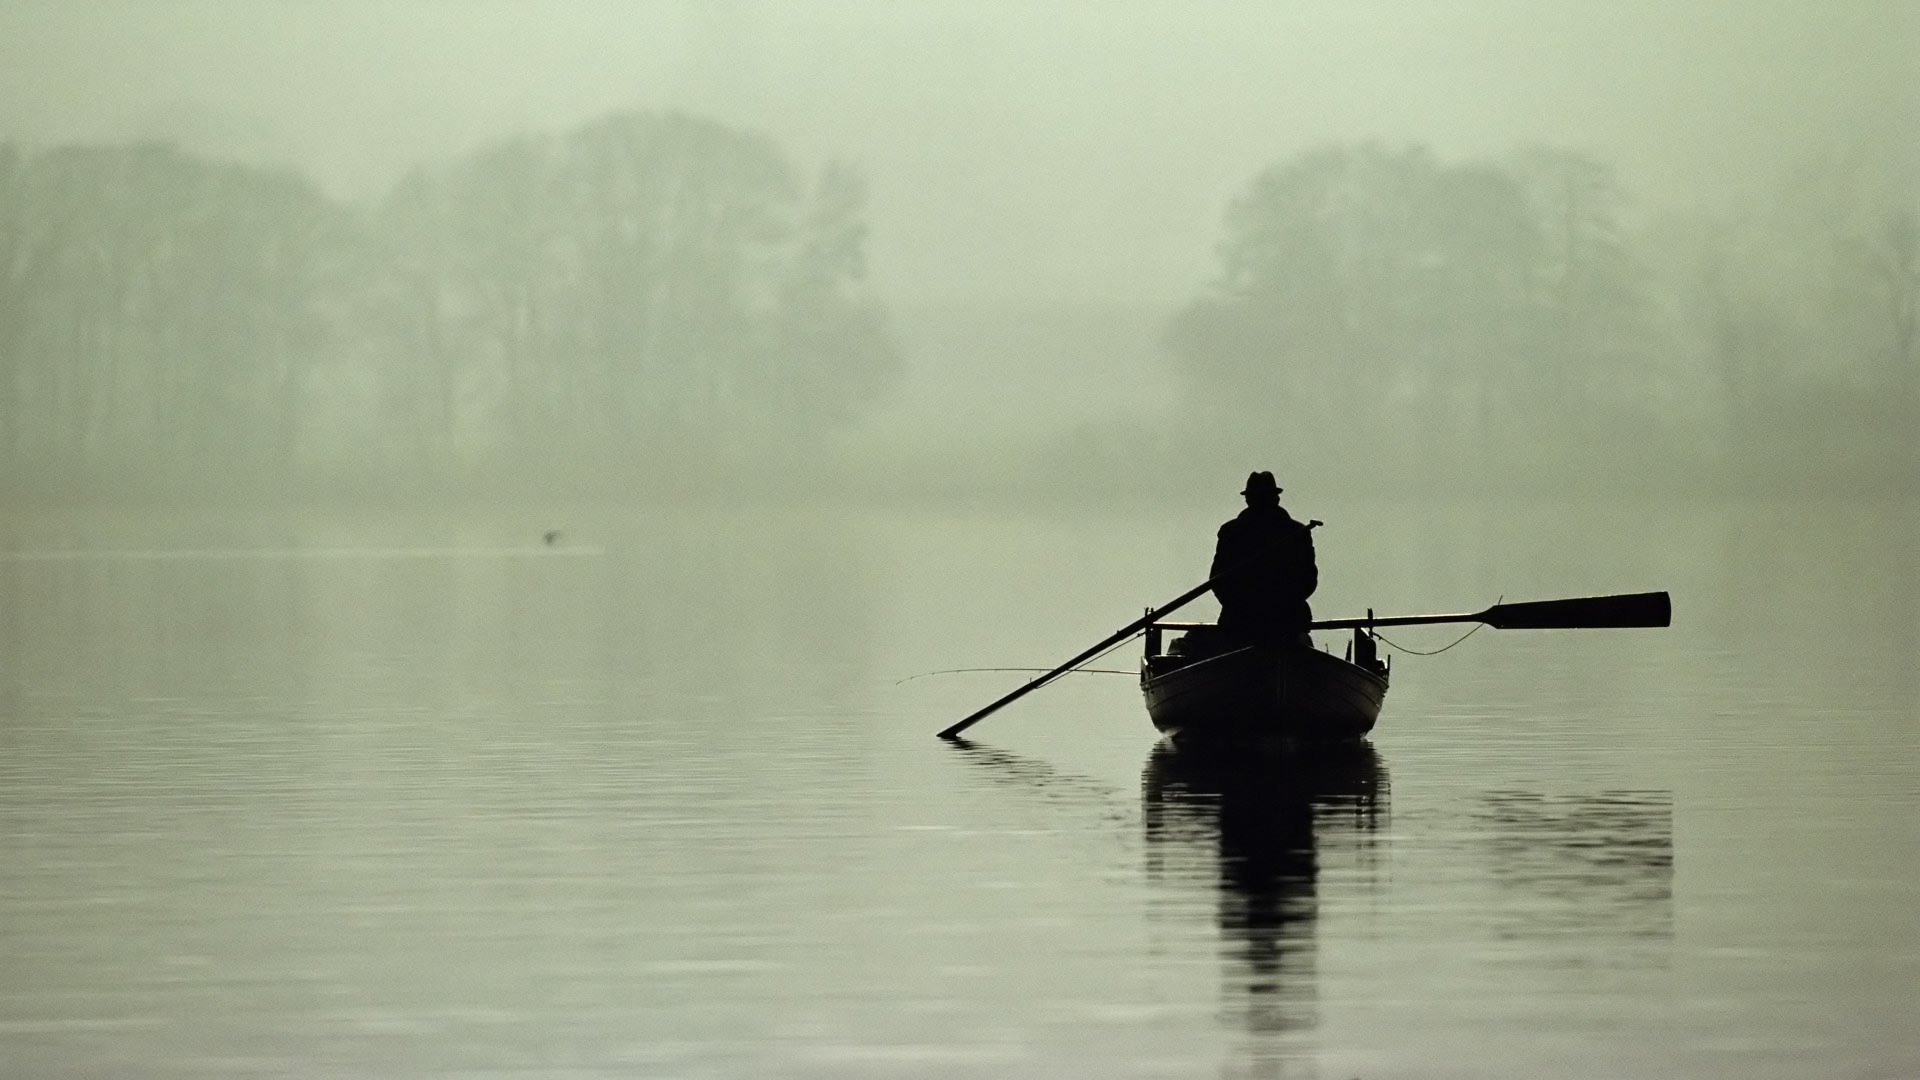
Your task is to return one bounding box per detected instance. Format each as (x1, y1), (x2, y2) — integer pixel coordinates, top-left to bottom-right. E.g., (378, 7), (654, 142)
(1482, 591), (1671, 630)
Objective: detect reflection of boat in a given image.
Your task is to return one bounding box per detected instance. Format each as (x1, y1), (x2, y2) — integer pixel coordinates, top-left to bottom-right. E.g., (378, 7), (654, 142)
(1140, 627), (1389, 745)
(1142, 741), (1388, 870)
(1142, 742), (1387, 1052)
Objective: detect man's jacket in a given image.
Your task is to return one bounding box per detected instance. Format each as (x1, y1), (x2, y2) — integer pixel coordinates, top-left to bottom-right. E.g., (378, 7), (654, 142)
(1209, 505), (1318, 633)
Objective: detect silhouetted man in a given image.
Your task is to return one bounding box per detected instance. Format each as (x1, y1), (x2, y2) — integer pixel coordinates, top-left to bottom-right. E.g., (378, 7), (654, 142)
(1210, 471), (1317, 641)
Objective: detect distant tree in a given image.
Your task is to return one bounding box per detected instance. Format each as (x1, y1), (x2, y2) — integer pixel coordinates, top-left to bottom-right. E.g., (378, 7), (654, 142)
(374, 110), (896, 473)
(0, 144), (38, 472)
(1165, 144), (1443, 438)
(377, 134), (565, 461)
(1168, 142), (1670, 488)
(3, 108), (899, 500)
(765, 163), (898, 432)
(1840, 207), (1918, 433)
(1881, 209), (1919, 368)
(1808, 199), (1920, 477)
(362, 172), (462, 472)
(1877, 209), (1919, 434)
(1663, 215), (1801, 460)
(0, 142), (337, 489)
(1643, 157), (1920, 491)
(1507, 148), (1658, 428)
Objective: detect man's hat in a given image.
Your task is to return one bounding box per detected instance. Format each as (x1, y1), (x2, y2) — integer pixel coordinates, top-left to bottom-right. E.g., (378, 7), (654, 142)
(1241, 470), (1282, 496)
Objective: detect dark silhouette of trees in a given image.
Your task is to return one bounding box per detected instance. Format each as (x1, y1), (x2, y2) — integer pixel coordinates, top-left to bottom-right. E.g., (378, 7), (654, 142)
(1652, 166), (1918, 490)
(1507, 148), (1658, 438)
(0, 142), (337, 492)
(0, 119), (1905, 503)
(0, 144), (41, 471)
(1847, 208), (1918, 471)
(0, 109), (898, 500)
(1167, 140), (1910, 495)
(364, 111), (897, 480)
(1167, 143), (1636, 480)
(770, 163), (897, 433)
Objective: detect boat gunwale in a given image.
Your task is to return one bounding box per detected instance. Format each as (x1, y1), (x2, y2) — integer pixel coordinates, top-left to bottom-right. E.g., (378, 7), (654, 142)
(1142, 637), (1388, 693)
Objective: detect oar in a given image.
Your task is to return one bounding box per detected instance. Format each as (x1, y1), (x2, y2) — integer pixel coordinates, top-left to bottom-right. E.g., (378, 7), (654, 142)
(936, 576), (1220, 740)
(1310, 591), (1671, 632)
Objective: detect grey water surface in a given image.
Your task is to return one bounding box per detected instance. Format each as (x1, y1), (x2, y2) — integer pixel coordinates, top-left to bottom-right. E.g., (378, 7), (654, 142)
(2, 500), (1915, 1079)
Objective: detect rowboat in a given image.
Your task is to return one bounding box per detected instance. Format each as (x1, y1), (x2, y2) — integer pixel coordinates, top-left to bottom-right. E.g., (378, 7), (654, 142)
(1140, 623), (1389, 745)
(937, 589), (1667, 743)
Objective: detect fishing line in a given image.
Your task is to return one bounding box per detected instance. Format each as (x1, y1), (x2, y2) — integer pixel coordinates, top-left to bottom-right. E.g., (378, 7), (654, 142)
(900, 625), (1151, 685)
(1371, 623), (1484, 655)
(1370, 595), (1501, 656)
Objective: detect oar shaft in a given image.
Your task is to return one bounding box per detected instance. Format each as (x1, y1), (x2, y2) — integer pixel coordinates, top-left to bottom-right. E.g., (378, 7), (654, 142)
(1312, 591), (1671, 632)
(1310, 611), (1478, 631)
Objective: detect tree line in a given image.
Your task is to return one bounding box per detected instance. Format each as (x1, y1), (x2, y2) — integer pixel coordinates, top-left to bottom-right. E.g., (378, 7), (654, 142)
(3, 121), (1910, 503)
(0, 111), (896, 499)
(1165, 143), (1917, 496)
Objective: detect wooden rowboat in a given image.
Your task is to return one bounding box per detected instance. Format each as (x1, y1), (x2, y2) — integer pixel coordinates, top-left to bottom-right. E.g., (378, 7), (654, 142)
(938, 589), (1667, 743)
(1141, 624), (1389, 745)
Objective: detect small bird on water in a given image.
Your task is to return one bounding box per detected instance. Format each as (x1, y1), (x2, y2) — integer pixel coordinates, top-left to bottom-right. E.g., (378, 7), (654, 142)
(543, 530), (561, 546)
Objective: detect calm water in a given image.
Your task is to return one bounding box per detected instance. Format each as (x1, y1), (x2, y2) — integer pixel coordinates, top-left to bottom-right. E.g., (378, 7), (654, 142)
(1, 500), (1915, 1078)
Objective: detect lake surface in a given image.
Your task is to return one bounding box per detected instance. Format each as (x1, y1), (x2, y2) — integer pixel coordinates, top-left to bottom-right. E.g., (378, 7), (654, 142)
(2, 499), (1915, 1078)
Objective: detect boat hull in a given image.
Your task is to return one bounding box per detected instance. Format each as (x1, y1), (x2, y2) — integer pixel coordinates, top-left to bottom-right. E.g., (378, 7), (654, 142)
(1141, 641), (1387, 745)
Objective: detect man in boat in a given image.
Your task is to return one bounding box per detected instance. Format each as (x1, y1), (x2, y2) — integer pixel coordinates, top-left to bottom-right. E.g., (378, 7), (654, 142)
(1209, 470), (1318, 643)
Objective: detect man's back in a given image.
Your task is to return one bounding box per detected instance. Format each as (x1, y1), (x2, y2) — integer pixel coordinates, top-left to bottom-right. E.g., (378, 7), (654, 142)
(1211, 503), (1317, 635)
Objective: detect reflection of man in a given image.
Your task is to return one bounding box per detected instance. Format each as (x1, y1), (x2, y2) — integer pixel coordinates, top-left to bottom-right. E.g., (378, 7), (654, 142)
(1210, 471), (1317, 640)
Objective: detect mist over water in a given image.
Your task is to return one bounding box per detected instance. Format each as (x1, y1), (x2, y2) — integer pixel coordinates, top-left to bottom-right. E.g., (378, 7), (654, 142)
(1, 4), (1917, 1076)
(1, 2), (1915, 502)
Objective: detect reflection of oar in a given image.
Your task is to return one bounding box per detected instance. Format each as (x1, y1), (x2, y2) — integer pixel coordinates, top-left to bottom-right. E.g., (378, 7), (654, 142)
(944, 737), (1128, 801)
(937, 576), (1219, 740)
(1309, 591), (1671, 631)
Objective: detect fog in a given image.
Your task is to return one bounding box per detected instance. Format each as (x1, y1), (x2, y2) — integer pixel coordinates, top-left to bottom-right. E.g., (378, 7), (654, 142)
(2, 1), (1915, 504)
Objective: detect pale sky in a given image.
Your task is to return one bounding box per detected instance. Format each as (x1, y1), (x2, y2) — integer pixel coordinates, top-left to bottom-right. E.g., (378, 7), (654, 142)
(3, 1), (1914, 310)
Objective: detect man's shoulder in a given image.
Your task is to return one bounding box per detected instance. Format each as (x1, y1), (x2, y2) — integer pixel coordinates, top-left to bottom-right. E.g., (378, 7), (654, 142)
(1229, 506), (1301, 526)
